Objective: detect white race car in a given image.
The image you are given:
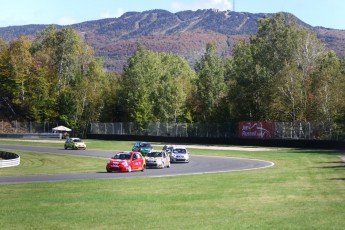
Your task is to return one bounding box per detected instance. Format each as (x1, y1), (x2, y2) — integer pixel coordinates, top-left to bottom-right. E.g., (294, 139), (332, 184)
(170, 146), (189, 163)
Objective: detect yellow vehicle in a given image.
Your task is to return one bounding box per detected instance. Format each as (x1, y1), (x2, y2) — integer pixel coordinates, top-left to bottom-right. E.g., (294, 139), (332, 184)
(144, 150), (170, 168)
(64, 138), (86, 150)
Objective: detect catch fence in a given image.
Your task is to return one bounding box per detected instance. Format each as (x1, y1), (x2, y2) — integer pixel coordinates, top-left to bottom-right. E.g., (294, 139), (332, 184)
(89, 121), (344, 141)
(0, 121), (59, 134)
(1, 120), (343, 141)
(89, 122), (238, 138)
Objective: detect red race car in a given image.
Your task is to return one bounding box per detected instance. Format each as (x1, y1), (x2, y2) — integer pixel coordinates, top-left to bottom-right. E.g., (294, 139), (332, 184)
(106, 151), (146, 173)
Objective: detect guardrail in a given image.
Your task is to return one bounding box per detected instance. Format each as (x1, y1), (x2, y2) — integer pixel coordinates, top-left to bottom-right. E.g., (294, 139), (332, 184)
(0, 151), (20, 168)
(0, 133), (61, 139)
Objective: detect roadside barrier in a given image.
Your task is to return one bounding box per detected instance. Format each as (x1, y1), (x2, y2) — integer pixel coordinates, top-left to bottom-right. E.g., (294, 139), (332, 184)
(0, 151), (20, 168)
(0, 133), (61, 139)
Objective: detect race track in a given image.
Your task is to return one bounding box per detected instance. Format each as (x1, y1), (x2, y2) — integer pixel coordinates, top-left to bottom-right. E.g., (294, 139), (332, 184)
(0, 144), (274, 184)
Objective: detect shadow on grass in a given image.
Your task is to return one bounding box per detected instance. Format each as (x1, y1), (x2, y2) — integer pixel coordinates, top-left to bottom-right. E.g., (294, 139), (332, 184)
(316, 154), (344, 169)
(318, 161), (344, 164)
(317, 165), (344, 169)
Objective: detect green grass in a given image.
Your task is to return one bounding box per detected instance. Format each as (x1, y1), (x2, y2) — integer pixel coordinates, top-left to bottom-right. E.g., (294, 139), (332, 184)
(0, 150), (106, 176)
(0, 139), (344, 229)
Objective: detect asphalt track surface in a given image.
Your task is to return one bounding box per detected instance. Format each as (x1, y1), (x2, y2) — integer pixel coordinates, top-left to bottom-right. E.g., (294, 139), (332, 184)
(0, 144), (274, 184)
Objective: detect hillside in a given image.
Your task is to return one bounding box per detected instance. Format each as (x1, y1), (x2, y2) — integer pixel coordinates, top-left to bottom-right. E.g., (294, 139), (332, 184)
(1, 9), (345, 72)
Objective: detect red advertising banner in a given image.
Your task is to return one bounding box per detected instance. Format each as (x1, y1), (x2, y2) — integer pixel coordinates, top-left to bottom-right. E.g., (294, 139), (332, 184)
(239, 121), (273, 139)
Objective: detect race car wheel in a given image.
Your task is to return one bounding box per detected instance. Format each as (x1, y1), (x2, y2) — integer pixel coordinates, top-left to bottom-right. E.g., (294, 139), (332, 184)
(167, 162), (170, 168)
(64, 145), (67, 150)
(141, 165), (145, 172)
(128, 166), (132, 173)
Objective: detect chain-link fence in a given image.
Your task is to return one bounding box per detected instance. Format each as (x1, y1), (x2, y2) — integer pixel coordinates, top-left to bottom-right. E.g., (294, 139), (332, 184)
(89, 121), (345, 140)
(274, 122), (345, 140)
(1, 120), (344, 141)
(0, 121), (58, 133)
(89, 122), (238, 138)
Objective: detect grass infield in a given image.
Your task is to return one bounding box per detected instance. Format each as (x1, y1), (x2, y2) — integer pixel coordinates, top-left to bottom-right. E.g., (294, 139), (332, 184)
(0, 139), (344, 229)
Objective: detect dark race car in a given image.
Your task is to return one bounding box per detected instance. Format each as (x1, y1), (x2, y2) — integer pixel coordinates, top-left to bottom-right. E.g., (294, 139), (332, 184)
(132, 142), (153, 156)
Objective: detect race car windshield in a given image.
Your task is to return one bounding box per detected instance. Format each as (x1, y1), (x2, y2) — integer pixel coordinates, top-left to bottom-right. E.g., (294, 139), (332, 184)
(173, 149), (186, 154)
(140, 143), (150, 147)
(114, 154), (131, 159)
(146, 152), (156, 157)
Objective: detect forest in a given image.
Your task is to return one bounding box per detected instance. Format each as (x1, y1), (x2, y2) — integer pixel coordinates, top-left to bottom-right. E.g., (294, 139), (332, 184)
(1, 13), (345, 135)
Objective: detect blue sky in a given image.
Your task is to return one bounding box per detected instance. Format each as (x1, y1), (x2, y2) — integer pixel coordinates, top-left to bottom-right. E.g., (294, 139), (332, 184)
(0, 0), (344, 30)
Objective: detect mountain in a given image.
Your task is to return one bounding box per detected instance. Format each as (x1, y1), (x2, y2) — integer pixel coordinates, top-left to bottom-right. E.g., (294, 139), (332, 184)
(1, 9), (345, 73)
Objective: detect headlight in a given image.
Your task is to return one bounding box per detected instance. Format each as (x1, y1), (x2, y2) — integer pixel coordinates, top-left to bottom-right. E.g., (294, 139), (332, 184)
(107, 160), (111, 164)
(122, 160), (128, 166)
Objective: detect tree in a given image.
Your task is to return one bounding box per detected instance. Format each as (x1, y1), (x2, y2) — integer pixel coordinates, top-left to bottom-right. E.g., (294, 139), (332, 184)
(310, 51), (344, 122)
(194, 42), (226, 122)
(154, 53), (195, 122)
(98, 71), (121, 122)
(294, 27), (327, 120)
(73, 58), (108, 135)
(226, 39), (258, 121)
(33, 26), (83, 95)
(25, 62), (55, 121)
(8, 36), (33, 104)
(0, 38), (6, 52)
(270, 63), (305, 121)
(249, 13), (300, 120)
(119, 45), (158, 129)
(252, 13), (298, 75)
(268, 21), (327, 122)
(31, 26), (100, 129)
(0, 38), (17, 117)
(228, 13), (328, 122)
(119, 44), (195, 129)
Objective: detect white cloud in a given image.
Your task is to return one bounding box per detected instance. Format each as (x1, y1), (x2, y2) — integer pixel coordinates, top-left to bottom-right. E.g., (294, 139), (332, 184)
(57, 16), (76, 25)
(171, 0), (233, 11)
(100, 8), (125, 19)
